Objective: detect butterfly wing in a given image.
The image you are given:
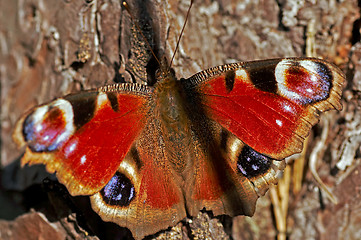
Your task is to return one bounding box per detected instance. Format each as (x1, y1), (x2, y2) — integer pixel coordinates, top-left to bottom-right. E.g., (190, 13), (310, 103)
(15, 81), (188, 239)
(180, 57), (344, 217)
(90, 116), (187, 240)
(13, 83), (153, 195)
(183, 58), (344, 159)
(181, 120), (286, 218)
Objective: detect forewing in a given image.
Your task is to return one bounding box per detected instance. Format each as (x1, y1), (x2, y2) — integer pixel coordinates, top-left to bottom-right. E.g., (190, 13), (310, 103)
(183, 58), (344, 159)
(13, 83), (153, 195)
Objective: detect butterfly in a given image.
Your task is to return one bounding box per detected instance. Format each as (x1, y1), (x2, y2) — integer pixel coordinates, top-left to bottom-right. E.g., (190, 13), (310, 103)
(13, 54), (344, 239)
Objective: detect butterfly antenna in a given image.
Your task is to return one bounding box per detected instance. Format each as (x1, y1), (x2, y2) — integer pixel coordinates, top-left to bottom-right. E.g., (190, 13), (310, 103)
(169, 0), (194, 68)
(122, 1), (161, 66)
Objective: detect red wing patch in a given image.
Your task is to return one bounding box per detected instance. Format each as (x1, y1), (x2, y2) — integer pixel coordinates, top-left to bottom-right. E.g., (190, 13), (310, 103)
(189, 58), (344, 159)
(15, 88), (152, 195)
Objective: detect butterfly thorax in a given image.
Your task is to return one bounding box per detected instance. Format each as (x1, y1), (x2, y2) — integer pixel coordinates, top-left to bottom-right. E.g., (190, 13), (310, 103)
(153, 63), (193, 172)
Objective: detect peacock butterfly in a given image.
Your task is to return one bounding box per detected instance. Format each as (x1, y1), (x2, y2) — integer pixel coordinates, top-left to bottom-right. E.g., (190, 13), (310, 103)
(13, 56), (344, 239)
(12, 2), (345, 239)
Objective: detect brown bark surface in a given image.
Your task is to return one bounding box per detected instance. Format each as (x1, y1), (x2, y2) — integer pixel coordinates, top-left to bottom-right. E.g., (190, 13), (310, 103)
(1, 0), (360, 239)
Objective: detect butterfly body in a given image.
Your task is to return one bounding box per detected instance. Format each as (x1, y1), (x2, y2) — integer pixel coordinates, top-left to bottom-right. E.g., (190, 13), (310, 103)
(13, 58), (344, 239)
(153, 66), (194, 171)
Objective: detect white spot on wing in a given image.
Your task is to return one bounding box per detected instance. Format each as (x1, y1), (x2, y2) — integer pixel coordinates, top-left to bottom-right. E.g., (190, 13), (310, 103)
(96, 92), (108, 110)
(64, 139), (78, 157)
(299, 60), (319, 75)
(235, 69), (248, 79)
(52, 99), (75, 146)
(35, 124), (43, 133)
(283, 104), (293, 112)
(275, 59), (302, 101)
(32, 105), (49, 127)
(69, 141), (77, 152)
(80, 155), (87, 164)
(276, 119), (283, 127)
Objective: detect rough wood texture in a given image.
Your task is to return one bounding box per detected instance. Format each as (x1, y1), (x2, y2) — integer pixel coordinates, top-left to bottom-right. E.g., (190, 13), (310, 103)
(0, 0), (359, 239)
